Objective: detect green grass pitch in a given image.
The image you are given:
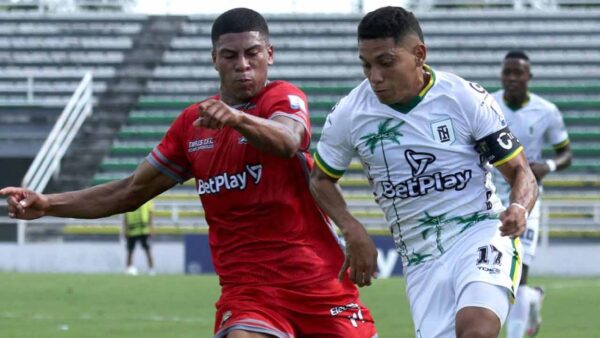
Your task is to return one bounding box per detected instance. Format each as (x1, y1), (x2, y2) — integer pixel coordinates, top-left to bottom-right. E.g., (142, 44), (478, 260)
(0, 273), (599, 337)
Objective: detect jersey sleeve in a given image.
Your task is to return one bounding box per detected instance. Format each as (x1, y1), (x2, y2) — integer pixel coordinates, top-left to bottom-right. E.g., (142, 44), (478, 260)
(260, 82), (311, 150)
(314, 97), (355, 179)
(146, 107), (194, 183)
(464, 82), (523, 166)
(546, 104), (570, 149)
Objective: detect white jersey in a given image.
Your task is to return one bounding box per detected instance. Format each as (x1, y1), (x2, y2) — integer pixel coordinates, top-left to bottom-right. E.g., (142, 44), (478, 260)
(315, 67), (523, 266)
(492, 90), (570, 205)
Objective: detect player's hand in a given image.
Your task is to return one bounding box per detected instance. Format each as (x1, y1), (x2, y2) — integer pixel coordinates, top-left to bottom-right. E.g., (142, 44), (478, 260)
(193, 99), (243, 130)
(529, 162), (549, 181)
(339, 223), (378, 287)
(499, 203), (528, 237)
(0, 187), (49, 220)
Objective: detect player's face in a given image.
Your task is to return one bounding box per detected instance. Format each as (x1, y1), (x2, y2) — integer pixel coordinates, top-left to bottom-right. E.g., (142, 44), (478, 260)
(212, 31), (273, 104)
(501, 58), (531, 99)
(358, 36), (426, 105)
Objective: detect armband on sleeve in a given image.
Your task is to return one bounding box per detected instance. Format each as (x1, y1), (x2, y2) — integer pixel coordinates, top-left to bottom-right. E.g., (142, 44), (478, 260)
(475, 127), (523, 166)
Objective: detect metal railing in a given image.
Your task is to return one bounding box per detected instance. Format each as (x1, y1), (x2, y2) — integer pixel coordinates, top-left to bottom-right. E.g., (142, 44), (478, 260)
(0, 0), (132, 12)
(21, 72), (93, 193)
(2, 198), (600, 243)
(539, 200), (600, 247)
(26, 76), (35, 103)
(409, 0), (592, 10)
(4, 75), (38, 103)
(51, 198), (594, 231)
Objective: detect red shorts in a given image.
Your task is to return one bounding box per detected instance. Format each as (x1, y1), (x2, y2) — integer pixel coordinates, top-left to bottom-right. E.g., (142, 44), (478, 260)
(213, 279), (378, 338)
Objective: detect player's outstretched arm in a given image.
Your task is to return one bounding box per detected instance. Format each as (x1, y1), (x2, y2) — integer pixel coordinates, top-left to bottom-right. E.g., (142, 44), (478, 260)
(309, 165), (378, 287)
(195, 99), (305, 158)
(529, 143), (572, 181)
(496, 152), (539, 237)
(0, 161), (177, 220)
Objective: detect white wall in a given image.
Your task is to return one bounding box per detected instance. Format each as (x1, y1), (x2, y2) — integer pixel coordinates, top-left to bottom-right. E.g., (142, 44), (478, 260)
(0, 242), (184, 274)
(530, 243), (600, 276)
(0, 241), (599, 276)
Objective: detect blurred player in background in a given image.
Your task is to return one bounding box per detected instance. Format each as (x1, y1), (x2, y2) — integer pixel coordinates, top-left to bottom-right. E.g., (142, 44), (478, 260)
(1, 8), (378, 338)
(123, 199), (155, 276)
(493, 50), (572, 338)
(310, 6), (538, 338)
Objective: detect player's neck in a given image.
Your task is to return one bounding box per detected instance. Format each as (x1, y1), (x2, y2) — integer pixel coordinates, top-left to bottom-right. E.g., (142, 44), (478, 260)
(386, 67), (433, 114)
(219, 80), (270, 106)
(503, 92), (530, 110)
(418, 69), (431, 97)
(219, 90), (246, 106)
(395, 68), (431, 105)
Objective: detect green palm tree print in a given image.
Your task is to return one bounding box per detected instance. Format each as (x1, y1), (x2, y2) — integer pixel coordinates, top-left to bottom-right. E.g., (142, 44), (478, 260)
(416, 211), (451, 254)
(407, 249), (433, 266)
(360, 118), (406, 255)
(451, 212), (497, 234)
(360, 119), (404, 154)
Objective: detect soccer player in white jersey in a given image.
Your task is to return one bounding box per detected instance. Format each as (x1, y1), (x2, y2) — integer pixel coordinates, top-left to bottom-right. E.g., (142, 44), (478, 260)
(493, 51), (572, 338)
(309, 6), (539, 338)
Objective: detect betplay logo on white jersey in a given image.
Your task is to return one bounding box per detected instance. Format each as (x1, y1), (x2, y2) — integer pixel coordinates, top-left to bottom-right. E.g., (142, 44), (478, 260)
(380, 149), (472, 199)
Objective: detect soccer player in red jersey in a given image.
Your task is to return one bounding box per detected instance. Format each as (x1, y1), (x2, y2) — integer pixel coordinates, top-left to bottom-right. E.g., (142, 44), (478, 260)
(1, 8), (378, 338)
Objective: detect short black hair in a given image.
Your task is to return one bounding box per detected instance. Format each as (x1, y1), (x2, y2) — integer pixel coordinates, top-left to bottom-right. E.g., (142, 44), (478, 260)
(358, 6), (424, 43)
(504, 50), (530, 61)
(211, 8), (269, 46)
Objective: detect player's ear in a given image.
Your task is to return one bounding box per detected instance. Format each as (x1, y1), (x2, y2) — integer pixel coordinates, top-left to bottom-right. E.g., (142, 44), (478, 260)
(211, 49), (217, 69)
(413, 43), (426, 67)
(266, 44), (274, 65)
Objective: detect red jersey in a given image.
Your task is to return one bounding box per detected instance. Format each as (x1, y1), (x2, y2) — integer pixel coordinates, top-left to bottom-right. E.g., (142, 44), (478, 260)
(147, 81), (348, 289)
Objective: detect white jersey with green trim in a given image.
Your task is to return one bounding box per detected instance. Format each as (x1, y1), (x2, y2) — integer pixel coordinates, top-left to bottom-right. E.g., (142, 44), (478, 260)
(491, 90), (569, 205)
(315, 67), (517, 266)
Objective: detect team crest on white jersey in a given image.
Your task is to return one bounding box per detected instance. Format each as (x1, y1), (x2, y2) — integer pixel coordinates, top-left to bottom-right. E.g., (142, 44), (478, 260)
(430, 118), (455, 144)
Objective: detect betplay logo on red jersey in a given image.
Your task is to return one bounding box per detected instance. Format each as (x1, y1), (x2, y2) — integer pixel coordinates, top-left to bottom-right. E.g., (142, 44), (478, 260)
(197, 164), (262, 195)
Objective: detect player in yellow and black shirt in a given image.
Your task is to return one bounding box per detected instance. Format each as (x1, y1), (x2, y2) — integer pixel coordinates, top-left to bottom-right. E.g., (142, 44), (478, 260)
(124, 200), (155, 275)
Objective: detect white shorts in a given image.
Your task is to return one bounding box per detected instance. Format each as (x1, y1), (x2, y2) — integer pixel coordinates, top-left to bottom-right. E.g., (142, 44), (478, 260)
(521, 197), (541, 266)
(405, 221), (522, 338)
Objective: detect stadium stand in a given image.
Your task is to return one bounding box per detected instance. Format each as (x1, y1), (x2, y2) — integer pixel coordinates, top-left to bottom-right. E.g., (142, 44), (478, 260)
(0, 12), (188, 192)
(411, 0), (600, 10)
(1, 4), (600, 240)
(0, 0), (133, 13)
(0, 12), (142, 186)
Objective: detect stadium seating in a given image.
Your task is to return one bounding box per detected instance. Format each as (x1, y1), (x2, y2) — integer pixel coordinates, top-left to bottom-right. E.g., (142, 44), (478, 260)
(1, 8), (600, 235)
(0, 13), (191, 191)
(0, 13), (145, 162)
(82, 10), (600, 233)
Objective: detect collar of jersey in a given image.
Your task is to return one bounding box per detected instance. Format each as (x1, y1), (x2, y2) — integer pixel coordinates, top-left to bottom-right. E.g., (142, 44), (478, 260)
(220, 80), (273, 110)
(386, 64), (435, 114)
(504, 92), (530, 111)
